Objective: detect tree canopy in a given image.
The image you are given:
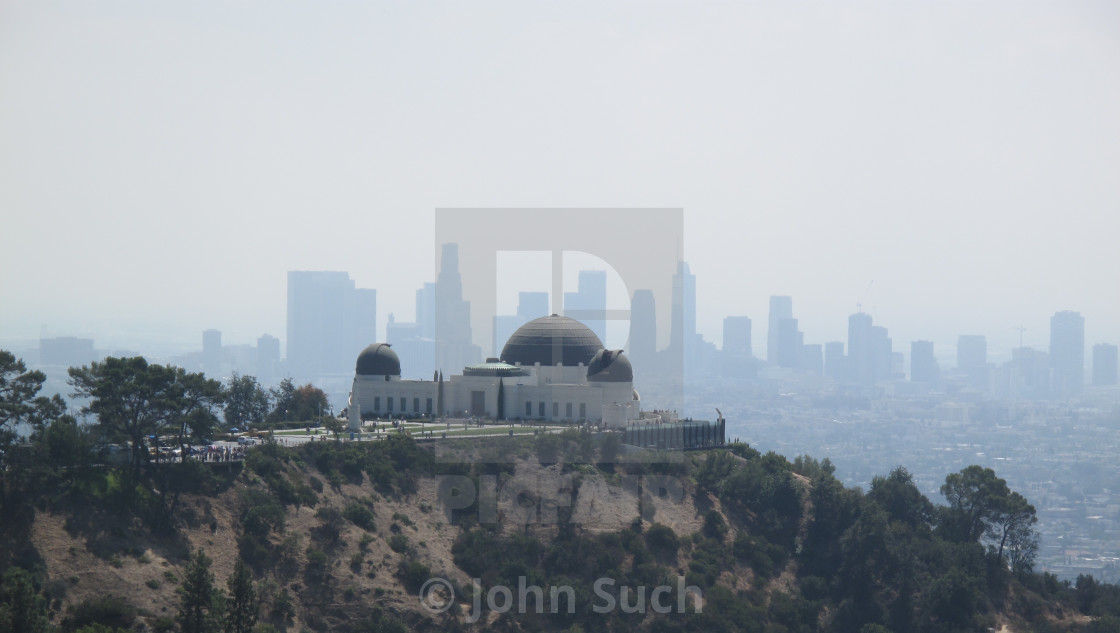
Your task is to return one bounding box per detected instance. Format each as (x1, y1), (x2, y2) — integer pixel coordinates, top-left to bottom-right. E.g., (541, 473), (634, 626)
(0, 351), (66, 464)
(68, 357), (225, 470)
(224, 373), (270, 429)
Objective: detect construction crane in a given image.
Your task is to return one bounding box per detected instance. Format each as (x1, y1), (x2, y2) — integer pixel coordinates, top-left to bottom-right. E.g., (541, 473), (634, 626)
(856, 280), (874, 313)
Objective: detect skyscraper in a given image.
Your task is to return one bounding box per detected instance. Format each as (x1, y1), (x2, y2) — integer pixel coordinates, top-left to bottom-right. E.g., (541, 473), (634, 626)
(669, 262), (698, 374)
(517, 292), (549, 323)
(767, 296), (793, 364)
(722, 316), (752, 357)
(628, 289), (657, 371)
(287, 271), (376, 377)
(800, 343), (823, 376)
(957, 334), (988, 391)
(910, 340), (939, 384)
(257, 334), (280, 382)
(669, 262), (696, 354)
(847, 312), (874, 386)
(957, 335), (986, 370)
(564, 271), (607, 344)
(434, 243), (481, 372)
(871, 326), (893, 382)
(824, 341), (845, 381)
(1049, 310), (1085, 398)
(1093, 343), (1118, 386)
(416, 282), (436, 340)
(775, 317), (801, 369)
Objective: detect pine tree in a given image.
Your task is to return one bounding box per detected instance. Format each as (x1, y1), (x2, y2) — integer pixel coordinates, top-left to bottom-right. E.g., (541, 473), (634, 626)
(179, 549), (223, 633)
(224, 559), (258, 633)
(0, 567), (50, 633)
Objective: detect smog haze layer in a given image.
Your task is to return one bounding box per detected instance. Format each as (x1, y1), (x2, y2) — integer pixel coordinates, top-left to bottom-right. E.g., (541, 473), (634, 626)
(2, 1), (1118, 355)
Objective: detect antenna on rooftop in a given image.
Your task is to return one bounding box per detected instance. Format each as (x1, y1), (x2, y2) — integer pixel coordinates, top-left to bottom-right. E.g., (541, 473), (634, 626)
(1015, 325), (1026, 349)
(856, 280), (874, 313)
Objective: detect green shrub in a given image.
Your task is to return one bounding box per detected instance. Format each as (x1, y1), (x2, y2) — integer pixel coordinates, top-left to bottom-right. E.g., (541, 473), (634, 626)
(61, 595), (137, 632)
(645, 523), (680, 558)
(388, 534), (410, 554)
(343, 502), (376, 532)
(398, 560), (430, 592)
(271, 589), (295, 620)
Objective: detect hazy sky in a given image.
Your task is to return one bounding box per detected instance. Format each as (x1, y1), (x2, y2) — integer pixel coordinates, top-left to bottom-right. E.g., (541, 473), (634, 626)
(2, 1), (1118, 359)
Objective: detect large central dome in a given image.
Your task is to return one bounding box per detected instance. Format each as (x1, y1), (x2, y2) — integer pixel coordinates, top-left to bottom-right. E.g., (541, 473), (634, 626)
(500, 315), (604, 367)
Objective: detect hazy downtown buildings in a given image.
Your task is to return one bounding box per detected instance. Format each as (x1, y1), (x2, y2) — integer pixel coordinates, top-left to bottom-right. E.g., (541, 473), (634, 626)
(433, 244), (481, 373)
(628, 289), (657, 372)
(910, 340), (939, 384)
(518, 292), (549, 323)
(202, 329), (221, 377)
(1050, 311), (1085, 398)
(767, 296), (793, 365)
(722, 317), (752, 357)
(564, 271), (607, 345)
(847, 312), (874, 387)
(38, 336), (96, 367)
(957, 335), (988, 391)
(774, 317), (802, 369)
(801, 343), (823, 376)
(493, 292), (553, 358)
(957, 335), (987, 370)
(286, 271), (377, 378)
(721, 316), (756, 379)
(824, 341), (845, 381)
(1093, 343), (1118, 386)
(257, 334), (280, 382)
(669, 262), (697, 353)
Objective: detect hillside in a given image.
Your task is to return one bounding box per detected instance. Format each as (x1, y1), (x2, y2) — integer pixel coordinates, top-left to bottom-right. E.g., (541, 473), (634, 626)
(4, 431), (1120, 633)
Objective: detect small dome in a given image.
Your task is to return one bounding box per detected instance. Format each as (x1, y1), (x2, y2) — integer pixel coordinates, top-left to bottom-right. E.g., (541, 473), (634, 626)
(501, 315), (604, 367)
(586, 349), (633, 382)
(356, 343), (401, 376)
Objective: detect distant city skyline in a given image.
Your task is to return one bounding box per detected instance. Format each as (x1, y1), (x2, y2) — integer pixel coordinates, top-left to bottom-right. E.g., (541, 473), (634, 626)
(3, 3), (1119, 358)
(23, 260), (1119, 385)
(8, 261), (1118, 372)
